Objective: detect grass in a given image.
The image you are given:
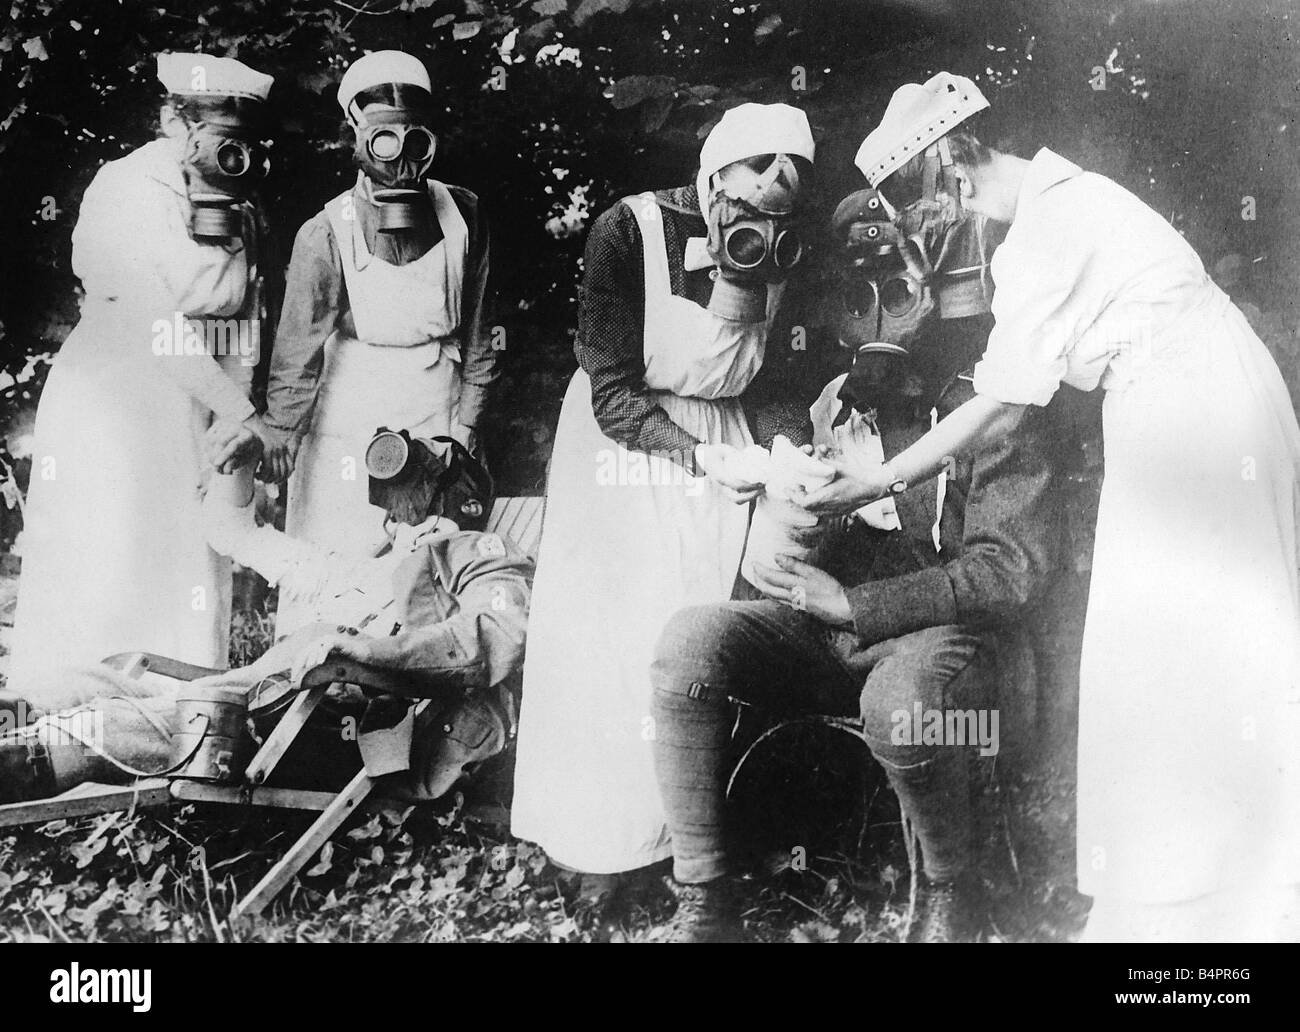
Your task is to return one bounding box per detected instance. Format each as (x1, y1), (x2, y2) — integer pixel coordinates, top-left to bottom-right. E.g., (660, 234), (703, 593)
(0, 587), (1089, 943)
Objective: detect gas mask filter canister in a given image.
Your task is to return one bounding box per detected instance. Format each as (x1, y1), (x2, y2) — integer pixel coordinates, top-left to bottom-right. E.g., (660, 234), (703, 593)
(365, 427), (493, 532)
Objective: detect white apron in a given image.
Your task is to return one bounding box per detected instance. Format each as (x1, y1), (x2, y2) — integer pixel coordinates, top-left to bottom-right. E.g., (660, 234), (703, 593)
(11, 141), (255, 695)
(280, 181), (466, 634)
(511, 194), (780, 873)
(1076, 288), (1300, 909)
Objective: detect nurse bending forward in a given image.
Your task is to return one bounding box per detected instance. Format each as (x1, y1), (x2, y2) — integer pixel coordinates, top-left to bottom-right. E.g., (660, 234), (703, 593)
(805, 74), (1300, 943)
(11, 54), (276, 695)
(512, 104), (819, 903)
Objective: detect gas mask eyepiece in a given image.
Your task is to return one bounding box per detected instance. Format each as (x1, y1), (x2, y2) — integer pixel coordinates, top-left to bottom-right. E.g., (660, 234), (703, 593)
(349, 88), (438, 234)
(721, 220), (804, 274)
(182, 121), (271, 241)
(357, 121), (437, 232)
(705, 152), (808, 322)
(364, 124), (436, 164)
(829, 185), (997, 411)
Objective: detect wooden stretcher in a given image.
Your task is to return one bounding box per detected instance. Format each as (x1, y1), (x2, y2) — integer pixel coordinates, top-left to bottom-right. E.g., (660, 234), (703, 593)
(0, 496), (545, 918)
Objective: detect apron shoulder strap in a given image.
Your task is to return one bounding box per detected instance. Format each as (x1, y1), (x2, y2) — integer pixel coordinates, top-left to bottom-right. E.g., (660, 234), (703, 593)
(621, 192), (673, 308)
(427, 180), (470, 261)
(324, 189), (368, 300)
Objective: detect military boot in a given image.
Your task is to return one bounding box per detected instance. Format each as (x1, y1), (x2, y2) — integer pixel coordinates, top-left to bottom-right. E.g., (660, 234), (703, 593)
(913, 871), (988, 943)
(663, 877), (745, 943)
(0, 728), (56, 804)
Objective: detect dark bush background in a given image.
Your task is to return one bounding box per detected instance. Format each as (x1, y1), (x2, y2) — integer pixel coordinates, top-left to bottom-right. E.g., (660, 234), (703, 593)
(1, 0), (1297, 511)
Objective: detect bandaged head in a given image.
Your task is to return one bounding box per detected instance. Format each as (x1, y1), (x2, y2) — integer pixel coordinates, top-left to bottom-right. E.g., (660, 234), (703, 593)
(339, 51), (438, 233)
(696, 103), (815, 321)
(157, 53), (275, 241)
(365, 428), (494, 532)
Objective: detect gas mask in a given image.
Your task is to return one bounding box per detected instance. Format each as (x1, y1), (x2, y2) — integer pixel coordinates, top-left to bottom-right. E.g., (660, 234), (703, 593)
(365, 427), (493, 532)
(705, 153), (806, 322)
(351, 98), (438, 233)
(178, 107), (271, 241)
(831, 186), (993, 413)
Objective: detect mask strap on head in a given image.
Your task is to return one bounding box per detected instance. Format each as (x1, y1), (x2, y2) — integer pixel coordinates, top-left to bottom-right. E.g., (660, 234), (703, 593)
(934, 137), (962, 202)
(713, 153), (801, 214)
(921, 145), (943, 204)
(977, 215), (989, 298)
(914, 137), (962, 214)
(875, 188), (899, 221)
(899, 233), (934, 282)
(750, 154), (801, 214)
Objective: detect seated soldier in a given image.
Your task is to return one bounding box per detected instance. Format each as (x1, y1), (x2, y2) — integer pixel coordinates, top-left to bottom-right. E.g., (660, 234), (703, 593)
(0, 432), (531, 805)
(648, 190), (1066, 942)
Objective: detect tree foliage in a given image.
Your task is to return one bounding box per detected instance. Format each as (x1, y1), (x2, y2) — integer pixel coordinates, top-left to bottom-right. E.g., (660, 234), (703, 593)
(1, 0), (1298, 491)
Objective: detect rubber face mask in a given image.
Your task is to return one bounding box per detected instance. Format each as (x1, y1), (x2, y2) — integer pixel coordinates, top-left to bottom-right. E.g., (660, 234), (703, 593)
(833, 188), (939, 355)
(837, 238), (937, 408)
(352, 108), (438, 233)
(182, 123), (270, 241)
(830, 187), (992, 410)
(365, 428), (493, 532)
(705, 153), (806, 321)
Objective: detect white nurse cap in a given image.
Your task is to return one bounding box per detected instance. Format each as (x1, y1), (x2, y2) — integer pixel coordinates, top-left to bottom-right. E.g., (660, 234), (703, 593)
(337, 50), (432, 114)
(695, 103), (815, 216)
(156, 52), (274, 102)
(699, 103), (815, 181)
(854, 72), (988, 187)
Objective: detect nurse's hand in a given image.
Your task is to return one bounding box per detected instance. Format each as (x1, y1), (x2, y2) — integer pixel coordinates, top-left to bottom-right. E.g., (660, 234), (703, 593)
(206, 418), (260, 474)
(750, 555), (853, 628)
(694, 443), (764, 504)
(797, 456), (893, 515)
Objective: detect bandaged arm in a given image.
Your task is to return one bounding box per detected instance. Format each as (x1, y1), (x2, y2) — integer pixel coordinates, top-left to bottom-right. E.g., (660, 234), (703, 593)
(202, 467), (323, 586)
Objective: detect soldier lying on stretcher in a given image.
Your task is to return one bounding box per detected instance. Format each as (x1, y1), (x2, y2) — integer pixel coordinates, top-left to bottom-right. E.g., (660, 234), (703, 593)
(0, 431), (532, 805)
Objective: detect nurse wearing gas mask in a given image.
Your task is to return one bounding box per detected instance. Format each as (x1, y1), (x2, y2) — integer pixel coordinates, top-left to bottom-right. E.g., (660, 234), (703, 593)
(10, 53), (275, 694)
(511, 104), (816, 907)
(262, 51), (492, 634)
(804, 73), (1300, 942)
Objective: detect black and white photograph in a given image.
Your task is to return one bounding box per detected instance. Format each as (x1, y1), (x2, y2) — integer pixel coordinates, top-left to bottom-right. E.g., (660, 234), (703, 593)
(0, 0), (1296, 974)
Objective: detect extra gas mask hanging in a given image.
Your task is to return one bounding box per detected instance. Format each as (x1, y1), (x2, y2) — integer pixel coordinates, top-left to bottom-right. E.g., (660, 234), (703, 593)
(705, 153), (806, 322)
(178, 101), (271, 242)
(348, 84), (438, 234)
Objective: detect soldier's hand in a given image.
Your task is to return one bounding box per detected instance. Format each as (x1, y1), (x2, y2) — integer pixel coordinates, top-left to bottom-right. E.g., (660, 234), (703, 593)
(258, 424), (299, 482)
(749, 555), (854, 628)
(290, 628), (373, 686)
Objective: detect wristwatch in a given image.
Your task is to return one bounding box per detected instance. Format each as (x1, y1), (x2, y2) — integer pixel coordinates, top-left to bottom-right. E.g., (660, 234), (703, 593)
(881, 461), (908, 496)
